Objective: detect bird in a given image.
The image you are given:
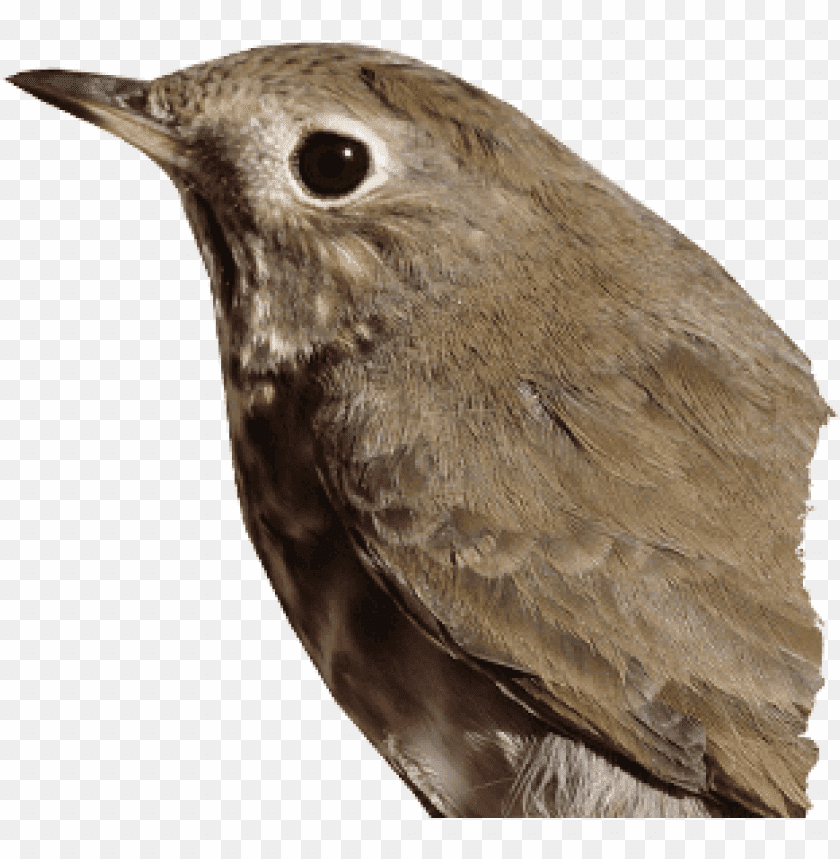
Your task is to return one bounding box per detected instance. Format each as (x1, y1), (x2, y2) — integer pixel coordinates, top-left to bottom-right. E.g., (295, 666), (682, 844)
(8, 43), (832, 818)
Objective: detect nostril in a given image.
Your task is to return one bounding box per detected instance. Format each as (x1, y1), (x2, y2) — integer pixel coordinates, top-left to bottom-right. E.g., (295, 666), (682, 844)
(120, 90), (149, 113)
(112, 79), (150, 114)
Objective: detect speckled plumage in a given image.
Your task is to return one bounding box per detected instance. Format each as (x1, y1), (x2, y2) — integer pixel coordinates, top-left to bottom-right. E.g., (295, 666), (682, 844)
(9, 44), (832, 817)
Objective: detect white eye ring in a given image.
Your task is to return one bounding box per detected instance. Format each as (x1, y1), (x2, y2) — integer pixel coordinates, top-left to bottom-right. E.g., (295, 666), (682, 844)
(285, 113), (392, 208)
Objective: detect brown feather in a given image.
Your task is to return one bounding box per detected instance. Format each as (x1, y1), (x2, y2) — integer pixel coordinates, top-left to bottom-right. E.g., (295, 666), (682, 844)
(10, 43), (830, 817)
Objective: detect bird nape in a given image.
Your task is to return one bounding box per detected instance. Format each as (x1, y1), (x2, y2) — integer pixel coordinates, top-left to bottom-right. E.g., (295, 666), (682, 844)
(8, 44), (831, 818)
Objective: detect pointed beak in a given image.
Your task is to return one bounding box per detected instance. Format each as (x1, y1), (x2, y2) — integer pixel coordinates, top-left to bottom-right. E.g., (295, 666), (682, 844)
(7, 69), (191, 174)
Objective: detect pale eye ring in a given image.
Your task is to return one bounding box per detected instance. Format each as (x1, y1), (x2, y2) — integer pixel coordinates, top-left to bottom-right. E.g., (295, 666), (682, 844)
(284, 115), (392, 207)
(292, 130), (371, 199)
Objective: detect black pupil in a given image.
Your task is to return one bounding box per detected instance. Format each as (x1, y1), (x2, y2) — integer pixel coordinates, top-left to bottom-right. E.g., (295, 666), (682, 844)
(296, 131), (370, 198)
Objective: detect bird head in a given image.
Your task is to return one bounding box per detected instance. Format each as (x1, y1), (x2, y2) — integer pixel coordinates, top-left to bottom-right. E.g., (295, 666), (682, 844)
(10, 44), (590, 394)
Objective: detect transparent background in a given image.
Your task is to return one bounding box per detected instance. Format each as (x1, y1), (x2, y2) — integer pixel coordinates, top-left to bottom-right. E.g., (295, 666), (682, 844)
(1, 1), (838, 855)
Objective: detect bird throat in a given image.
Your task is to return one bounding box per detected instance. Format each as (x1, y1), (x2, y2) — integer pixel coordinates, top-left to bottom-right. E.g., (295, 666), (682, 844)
(178, 183), (362, 379)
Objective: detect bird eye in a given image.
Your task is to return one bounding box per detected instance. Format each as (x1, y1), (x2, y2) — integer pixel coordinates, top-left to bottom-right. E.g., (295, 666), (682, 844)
(292, 131), (371, 199)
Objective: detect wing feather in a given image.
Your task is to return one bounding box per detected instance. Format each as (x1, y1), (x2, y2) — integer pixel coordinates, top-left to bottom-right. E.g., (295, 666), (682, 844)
(317, 342), (825, 816)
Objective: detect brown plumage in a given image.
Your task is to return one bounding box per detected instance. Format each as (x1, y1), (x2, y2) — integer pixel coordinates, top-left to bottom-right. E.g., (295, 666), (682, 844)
(8, 43), (832, 817)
